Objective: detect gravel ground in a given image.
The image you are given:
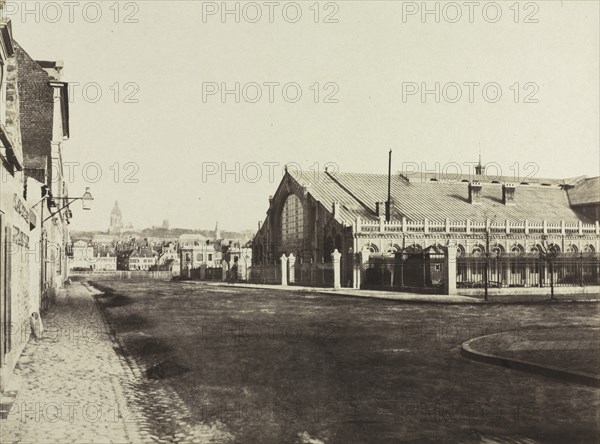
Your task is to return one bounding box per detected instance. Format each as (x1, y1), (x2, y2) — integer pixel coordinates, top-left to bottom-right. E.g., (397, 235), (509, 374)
(87, 279), (600, 444)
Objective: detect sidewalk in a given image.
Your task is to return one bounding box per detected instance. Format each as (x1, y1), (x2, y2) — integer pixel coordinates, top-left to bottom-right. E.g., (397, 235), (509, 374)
(195, 281), (480, 303)
(0, 282), (143, 444)
(462, 328), (600, 388)
(191, 281), (600, 304)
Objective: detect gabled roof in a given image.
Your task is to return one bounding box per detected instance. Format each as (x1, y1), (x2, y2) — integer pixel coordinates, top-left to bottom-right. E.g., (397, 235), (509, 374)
(286, 169), (598, 225)
(130, 249), (155, 258)
(568, 177), (600, 206)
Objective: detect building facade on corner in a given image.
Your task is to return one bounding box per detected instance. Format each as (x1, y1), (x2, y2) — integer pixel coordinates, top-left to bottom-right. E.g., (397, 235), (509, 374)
(252, 166), (600, 288)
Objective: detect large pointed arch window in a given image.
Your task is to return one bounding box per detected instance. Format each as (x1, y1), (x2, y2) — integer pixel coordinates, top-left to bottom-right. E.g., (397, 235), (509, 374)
(281, 194), (304, 254)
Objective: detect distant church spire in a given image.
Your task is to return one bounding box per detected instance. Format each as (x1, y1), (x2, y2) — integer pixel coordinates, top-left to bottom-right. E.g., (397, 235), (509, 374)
(214, 221), (221, 241)
(109, 201), (123, 235)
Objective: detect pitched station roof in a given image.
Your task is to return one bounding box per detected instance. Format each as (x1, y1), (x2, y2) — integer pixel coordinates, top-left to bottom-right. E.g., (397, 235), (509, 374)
(287, 169), (598, 225)
(568, 177), (600, 206)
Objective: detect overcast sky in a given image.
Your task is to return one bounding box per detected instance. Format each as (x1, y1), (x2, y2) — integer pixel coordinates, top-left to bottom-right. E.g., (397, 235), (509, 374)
(9, 0), (600, 232)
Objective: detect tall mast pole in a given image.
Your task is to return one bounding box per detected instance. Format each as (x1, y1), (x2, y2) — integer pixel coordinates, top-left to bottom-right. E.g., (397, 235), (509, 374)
(386, 149), (392, 222)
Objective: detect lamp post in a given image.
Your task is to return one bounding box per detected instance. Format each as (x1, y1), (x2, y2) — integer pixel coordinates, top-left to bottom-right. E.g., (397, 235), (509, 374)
(42, 187), (93, 224)
(31, 186), (93, 311)
(541, 235), (558, 301)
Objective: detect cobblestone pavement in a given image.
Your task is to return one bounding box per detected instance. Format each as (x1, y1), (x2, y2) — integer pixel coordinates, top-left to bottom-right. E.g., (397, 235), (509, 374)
(0, 282), (144, 444)
(1, 281), (234, 444)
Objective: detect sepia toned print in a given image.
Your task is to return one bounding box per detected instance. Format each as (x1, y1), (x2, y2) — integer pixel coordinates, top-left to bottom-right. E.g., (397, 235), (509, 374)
(0, 1), (599, 443)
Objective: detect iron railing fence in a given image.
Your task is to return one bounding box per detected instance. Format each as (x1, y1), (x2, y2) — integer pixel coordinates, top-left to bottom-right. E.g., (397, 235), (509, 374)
(457, 253), (600, 288)
(293, 261), (335, 288)
(248, 264), (281, 285)
(363, 252), (447, 294)
(205, 267), (223, 281)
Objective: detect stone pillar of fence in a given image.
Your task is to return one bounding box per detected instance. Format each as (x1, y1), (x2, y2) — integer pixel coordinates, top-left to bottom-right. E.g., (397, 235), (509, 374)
(200, 263), (207, 280)
(444, 242), (457, 295)
(352, 252), (361, 289)
(280, 254), (288, 285)
(288, 253), (296, 284)
(332, 249), (342, 289)
(359, 249), (368, 289)
(222, 261), (227, 281)
(243, 257), (250, 281)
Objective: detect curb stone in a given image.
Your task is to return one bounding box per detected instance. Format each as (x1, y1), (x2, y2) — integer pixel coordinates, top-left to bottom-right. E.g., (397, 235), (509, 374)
(461, 333), (600, 388)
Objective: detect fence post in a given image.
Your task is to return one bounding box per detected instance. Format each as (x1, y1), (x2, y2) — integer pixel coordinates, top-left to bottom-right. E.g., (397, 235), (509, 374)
(352, 252), (361, 289)
(200, 263), (207, 280)
(222, 260), (227, 282)
(280, 254), (288, 285)
(445, 242), (457, 295)
(359, 250), (367, 289)
(288, 253), (296, 285)
(332, 249), (341, 289)
(539, 251), (544, 287)
(580, 252), (584, 287)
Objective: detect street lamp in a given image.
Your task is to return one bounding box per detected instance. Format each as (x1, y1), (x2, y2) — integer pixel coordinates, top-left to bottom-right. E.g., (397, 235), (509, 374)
(43, 187), (94, 224)
(81, 187), (93, 210)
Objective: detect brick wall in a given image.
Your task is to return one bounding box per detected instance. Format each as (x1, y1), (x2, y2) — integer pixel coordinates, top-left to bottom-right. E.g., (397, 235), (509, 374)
(14, 41), (54, 173)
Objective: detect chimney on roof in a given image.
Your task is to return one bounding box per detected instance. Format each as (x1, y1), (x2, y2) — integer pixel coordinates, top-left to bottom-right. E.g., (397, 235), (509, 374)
(332, 201), (340, 218)
(475, 154), (485, 176)
(502, 183), (516, 205)
(468, 182), (483, 205)
(375, 201), (385, 216)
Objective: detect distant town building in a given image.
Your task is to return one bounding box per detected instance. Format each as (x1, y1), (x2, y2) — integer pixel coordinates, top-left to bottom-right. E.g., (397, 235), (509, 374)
(68, 240), (94, 270)
(155, 242), (180, 275)
(222, 241), (253, 281)
(94, 252), (117, 271)
(117, 248), (156, 271)
(67, 241), (117, 271)
(180, 243), (222, 278)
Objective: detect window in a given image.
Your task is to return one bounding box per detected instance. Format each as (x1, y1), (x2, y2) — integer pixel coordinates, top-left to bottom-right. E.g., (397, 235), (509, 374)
(281, 194), (304, 254)
(511, 244), (524, 255)
(490, 245), (503, 257)
(472, 245), (485, 257)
